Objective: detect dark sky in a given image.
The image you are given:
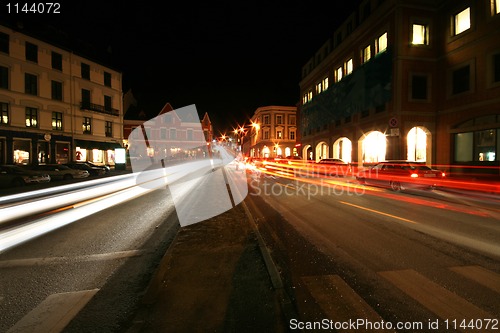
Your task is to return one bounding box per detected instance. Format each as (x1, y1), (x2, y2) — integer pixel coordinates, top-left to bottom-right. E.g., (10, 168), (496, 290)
(3, 1), (362, 133)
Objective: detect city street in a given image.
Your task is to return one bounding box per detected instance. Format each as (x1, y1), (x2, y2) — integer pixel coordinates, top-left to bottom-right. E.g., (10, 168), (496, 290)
(245, 170), (500, 331)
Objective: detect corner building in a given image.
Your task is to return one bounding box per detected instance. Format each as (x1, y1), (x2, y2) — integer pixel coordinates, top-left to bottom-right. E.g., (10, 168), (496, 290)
(0, 24), (123, 166)
(299, 0), (500, 176)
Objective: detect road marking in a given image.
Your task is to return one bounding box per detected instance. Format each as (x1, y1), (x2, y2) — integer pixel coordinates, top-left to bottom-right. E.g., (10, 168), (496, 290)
(7, 289), (98, 333)
(339, 201), (417, 224)
(379, 269), (494, 331)
(0, 249), (144, 268)
(302, 275), (395, 332)
(449, 265), (500, 294)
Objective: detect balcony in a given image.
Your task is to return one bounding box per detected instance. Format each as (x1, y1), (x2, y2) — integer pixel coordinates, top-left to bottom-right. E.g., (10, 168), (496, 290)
(80, 102), (120, 116)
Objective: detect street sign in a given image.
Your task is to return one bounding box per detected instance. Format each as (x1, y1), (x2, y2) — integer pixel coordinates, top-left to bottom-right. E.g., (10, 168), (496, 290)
(389, 117), (398, 128)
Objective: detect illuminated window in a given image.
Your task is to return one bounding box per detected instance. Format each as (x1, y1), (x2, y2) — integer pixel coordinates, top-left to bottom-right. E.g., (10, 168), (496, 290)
(454, 7), (470, 35)
(493, 0), (500, 15)
(375, 32), (387, 54)
(307, 90), (312, 101)
(335, 67), (343, 82)
(0, 102), (8, 124)
(345, 59), (353, 75)
(362, 45), (371, 63)
(315, 82), (322, 94)
(25, 107), (38, 127)
(83, 117), (92, 134)
(407, 127), (427, 162)
(412, 24), (429, 45)
(322, 76), (329, 90)
(52, 112), (63, 130)
(276, 130), (282, 139)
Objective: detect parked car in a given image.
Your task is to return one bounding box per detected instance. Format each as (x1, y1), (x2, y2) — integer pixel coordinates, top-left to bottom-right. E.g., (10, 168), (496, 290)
(356, 160), (446, 191)
(83, 161), (110, 173)
(316, 158), (351, 177)
(64, 162), (107, 176)
(0, 164), (51, 187)
(28, 164), (89, 180)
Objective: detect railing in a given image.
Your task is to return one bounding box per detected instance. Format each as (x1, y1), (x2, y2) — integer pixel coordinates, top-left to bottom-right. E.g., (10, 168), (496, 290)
(80, 102), (120, 116)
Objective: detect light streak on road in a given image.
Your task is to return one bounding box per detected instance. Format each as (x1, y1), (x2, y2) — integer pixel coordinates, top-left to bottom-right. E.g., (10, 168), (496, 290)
(339, 201), (418, 224)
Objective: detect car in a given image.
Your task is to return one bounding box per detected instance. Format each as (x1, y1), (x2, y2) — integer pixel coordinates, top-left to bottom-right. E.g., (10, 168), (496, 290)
(83, 161), (110, 173)
(28, 164), (90, 180)
(356, 160), (446, 191)
(316, 158), (351, 177)
(0, 164), (51, 187)
(64, 162), (107, 176)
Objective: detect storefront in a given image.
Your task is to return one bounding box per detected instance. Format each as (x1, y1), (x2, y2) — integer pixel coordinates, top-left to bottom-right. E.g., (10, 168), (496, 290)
(74, 139), (122, 166)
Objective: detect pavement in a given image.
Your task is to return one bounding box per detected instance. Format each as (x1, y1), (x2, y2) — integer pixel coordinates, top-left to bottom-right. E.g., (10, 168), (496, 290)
(124, 196), (292, 333)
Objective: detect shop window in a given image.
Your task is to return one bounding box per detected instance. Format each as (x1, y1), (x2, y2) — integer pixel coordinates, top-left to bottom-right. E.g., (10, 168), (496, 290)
(412, 24), (429, 45)
(453, 7), (470, 35)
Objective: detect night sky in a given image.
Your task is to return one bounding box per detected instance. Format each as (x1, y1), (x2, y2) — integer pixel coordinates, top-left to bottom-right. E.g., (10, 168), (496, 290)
(2, 1), (362, 134)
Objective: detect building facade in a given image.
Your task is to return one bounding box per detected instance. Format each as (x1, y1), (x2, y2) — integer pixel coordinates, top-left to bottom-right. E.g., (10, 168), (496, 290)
(246, 105), (298, 158)
(299, 0), (500, 175)
(0, 24), (123, 166)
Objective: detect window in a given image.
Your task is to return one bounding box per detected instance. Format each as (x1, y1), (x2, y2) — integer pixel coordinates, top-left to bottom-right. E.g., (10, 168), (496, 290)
(454, 7), (471, 35)
(336, 67), (343, 82)
(302, 90), (313, 104)
(83, 117), (92, 134)
(0, 66), (8, 89)
(25, 42), (38, 63)
(276, 130), (282, 139)
(51, 80), (63, 101)
(315, 81), (323, 94)
(345, 58), (353, 75)
(52, 52), (62, 70)
(25, 73), (37, 95)
(52, 112), (63, 130)
(289, 130), (295, 140)
(411, 75), (428, 100)
(81, 63), (90, 80)
(170, 128), (176, 139)
(263, 130), (269, 140)
(493, 0), (500, 15)
(105, 121), (113, 137)
(375, 32), (387, 54)
(322, 76), (329, 91)
(25, 107), (38, 127)
(104, 95), (112, 111)
(263, 114), (270, 124)
(0, 102), (8, 124)
(81, 89), (91, 107)
(362, 45), (371, 63)
(412, 24), (429, 45)
(276, 115), (283, 125)
(0, 32), (9, 54)
(494, 54), (500, 83)
(160, 128), (167, 139)
(289, 115), (296, 125)
(104, 71), (111, 87)
(452, 65), (470, 94)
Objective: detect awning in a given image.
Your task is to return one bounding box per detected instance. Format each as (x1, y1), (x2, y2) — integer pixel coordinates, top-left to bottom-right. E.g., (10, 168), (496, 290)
(74, 139), (122, 150)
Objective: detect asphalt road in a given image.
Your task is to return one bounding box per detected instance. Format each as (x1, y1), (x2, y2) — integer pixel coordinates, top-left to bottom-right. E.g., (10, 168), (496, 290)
(245, 173), (500, 332)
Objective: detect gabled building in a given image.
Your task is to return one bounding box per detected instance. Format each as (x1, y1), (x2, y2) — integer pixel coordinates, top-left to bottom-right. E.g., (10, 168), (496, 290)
(299, 0), (500, 176)
(0, 23), (123, 166)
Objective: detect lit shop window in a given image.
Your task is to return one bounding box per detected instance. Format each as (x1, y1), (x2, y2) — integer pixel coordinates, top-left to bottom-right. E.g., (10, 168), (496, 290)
(375, 32), (387, 54)
(454, 7), (470, 35)
(412, 24), (429, 45)
(335, 67), (343, 82)
(345, 58), (353, 75)
(362, 45), (371, 63)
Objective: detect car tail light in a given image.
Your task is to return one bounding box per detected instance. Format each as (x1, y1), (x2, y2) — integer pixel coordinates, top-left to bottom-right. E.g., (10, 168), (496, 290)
(441, 172), (446, 177)
(410, 173), (419, 178)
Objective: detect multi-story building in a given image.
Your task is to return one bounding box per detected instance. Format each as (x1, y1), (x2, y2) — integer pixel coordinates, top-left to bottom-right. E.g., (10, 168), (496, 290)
(246, 105), (298, 158)
(0, 23), (123, 166)
(299, 0), (500, 176)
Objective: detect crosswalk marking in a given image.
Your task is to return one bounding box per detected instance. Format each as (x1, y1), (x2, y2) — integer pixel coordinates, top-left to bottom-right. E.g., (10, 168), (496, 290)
(7, 289), (98, 333)
(378, 269), (495, 332)
(449, 265), (500, 294)
(302, 275), (395, 332)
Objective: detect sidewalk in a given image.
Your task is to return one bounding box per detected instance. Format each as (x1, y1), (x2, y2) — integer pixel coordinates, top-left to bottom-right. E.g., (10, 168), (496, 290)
(125, 201), (288, 333)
